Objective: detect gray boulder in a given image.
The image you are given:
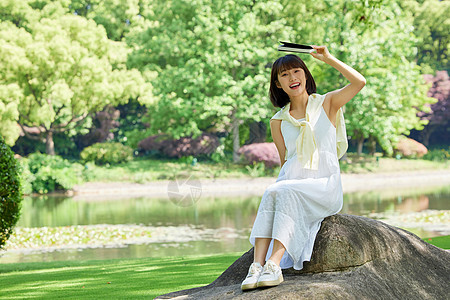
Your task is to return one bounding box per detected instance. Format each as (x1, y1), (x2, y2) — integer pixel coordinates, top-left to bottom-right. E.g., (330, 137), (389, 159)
(155, 214), (450, 299)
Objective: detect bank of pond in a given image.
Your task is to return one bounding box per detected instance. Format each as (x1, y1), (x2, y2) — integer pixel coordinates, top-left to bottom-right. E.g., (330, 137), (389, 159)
(1, 184), (449, 264)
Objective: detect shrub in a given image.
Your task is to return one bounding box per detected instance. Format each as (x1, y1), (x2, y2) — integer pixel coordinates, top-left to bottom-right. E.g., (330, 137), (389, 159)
(17, 158), (33, 195)
(0, 135), (23, 249)
(138, 133), (220, 158)
(25, 153), (84, 194)
(238, 142), (280, 168)
(422, 148), (450, 162)
(80, 142), (133, 165)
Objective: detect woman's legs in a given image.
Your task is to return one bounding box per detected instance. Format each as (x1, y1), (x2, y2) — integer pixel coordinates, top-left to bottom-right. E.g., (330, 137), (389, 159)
(268, 239), (286, 266)
(254, 238), (286, 266)
(254, 238), (271, 265)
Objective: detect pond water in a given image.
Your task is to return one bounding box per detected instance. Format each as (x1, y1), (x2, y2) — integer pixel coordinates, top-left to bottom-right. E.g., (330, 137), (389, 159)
(1, 184), (449, 264)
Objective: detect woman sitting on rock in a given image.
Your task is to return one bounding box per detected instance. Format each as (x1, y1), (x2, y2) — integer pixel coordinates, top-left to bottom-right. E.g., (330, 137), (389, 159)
(241, 45), (366, 291)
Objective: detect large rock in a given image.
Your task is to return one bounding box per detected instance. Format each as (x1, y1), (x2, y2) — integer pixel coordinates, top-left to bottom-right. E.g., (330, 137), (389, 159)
(155, 214), (450, 299)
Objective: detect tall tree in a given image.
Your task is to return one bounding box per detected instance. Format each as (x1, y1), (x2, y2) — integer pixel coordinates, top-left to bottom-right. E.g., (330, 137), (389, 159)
(0, 2), (154, 154)
(128, 0), (293, 161)
(283, 0), (435, 155)
(398, 0), (449, 73)
(69, 0), (153, 41)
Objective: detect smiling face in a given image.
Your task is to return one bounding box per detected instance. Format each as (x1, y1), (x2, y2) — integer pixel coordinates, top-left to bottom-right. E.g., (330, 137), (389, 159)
(269, 55), (316, 108)
(276, 67), (307, 98)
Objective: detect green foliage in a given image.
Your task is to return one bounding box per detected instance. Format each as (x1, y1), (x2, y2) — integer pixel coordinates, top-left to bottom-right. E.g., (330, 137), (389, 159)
(0, 135), (23, 249)
(17, 159), (33, 195)
(0, 0), (446, 157)
(127, 0), (293, 144)
(283, 0), (436, 156)
(210, 138), (227, 163)
(244, 161), (279, 177)
(69, 0), (154, 42)
(80, 142), (133, 165)
(0, 1), (154, 153)
(112, 98), (151, 149)
(24, 152), (83, 194)
(399, 0), (450, 73)
(422, 148), (450, 162)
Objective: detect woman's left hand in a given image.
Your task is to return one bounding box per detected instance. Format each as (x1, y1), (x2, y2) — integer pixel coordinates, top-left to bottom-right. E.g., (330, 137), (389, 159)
(310, 45), (333, 62)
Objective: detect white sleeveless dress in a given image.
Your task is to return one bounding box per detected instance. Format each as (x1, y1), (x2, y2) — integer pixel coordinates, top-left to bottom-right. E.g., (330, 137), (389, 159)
(248, 102), (343, 270)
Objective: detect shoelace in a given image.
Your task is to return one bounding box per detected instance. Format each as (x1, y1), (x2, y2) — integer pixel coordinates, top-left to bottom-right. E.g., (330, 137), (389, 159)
(262, 262), (278, 275)
(247, 263), (262, 278)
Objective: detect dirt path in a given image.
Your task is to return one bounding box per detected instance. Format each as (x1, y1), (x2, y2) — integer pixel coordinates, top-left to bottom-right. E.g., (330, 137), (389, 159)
(71, 169), (450, 200)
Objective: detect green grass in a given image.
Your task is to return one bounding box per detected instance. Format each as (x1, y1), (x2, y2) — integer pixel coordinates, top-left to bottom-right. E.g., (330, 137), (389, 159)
(339, 153), (449, 174)
(83, 156), (270, 183)
(81, 152), (448, 184)
(0, 236), (447, 299)
(0, 252), (243, 299)
(424, 235), (450, 250)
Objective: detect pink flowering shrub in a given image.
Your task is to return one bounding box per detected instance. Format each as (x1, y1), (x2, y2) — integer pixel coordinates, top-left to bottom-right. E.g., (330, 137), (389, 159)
(395, 137), (428, 158)
(138, 133), (219, 158)
(238, 142), (280, 168)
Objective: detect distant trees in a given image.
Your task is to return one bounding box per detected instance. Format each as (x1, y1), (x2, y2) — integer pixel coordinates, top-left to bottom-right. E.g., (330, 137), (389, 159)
(0, 0), (447, 158)
(282, 0), (436, 156)
(399, 0), (449, 74)
(419, 71), (450, 146)
(0, 1), (153, 154)
(128, 0), (293, 162)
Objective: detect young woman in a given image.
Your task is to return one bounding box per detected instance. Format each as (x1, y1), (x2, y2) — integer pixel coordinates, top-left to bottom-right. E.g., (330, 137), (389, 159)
(241, 45), (366, 291)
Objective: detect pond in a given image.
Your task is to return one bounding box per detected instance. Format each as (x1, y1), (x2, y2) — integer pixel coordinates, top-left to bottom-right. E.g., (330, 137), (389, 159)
(1, 184), (449, 264)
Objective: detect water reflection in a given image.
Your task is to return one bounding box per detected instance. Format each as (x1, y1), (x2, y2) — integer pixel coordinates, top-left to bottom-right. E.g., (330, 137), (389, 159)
(17, 185), (450, 229)
(2, 185), (449, 264)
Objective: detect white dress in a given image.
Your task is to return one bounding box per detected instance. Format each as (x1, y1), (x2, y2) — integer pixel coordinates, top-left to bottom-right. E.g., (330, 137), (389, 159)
(248, 103), (343, 270)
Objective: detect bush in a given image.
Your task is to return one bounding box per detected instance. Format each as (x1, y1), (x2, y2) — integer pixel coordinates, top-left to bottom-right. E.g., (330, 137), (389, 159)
(422, 148), (450, 162)
(238, 142), (280, 168)
(0, 135), (23, 249)
(24, 153), (84, 194)
(80, 142), (133, 165)
(138, 133), (219, 158)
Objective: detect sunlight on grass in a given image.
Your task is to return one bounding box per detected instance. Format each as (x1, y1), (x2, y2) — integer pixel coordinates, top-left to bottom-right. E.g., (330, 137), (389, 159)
(0, 252), (243, 299)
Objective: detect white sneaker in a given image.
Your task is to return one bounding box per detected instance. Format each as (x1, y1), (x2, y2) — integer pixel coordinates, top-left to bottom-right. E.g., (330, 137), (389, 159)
(241, 262), (263, 291)
(256, 259), (284, 287)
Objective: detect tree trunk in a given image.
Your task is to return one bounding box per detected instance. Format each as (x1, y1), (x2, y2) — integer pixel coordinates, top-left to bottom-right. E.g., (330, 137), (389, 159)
(356, 136), (364, 157)
(231, 109), (240, 163)
(368, 136), (376, 156)
(46, 131), (55, 155)
(420, 126), (434, 147)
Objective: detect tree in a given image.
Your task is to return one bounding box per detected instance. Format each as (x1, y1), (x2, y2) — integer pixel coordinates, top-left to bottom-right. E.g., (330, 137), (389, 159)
(417, 71), (450, 145)
(128, 0), (293, 161)
(0, 2), (154, 154)
(282, 0), (435, 156)
(69, 0), (154, 41)
(0, 84), (21, 146)
(398, 0), (449, 74)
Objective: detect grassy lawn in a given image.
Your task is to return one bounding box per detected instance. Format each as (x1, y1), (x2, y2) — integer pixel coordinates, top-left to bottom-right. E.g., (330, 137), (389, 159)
(0, 236), (447, 299)
(424, 235), (450, 250)
(83, 157), (259, 183)
(82, 152), (449, 184)
(0, 252), (243, 299)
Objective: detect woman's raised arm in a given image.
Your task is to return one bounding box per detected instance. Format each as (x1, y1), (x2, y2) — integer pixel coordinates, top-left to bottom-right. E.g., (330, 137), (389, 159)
(310, 45), (366, 110)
